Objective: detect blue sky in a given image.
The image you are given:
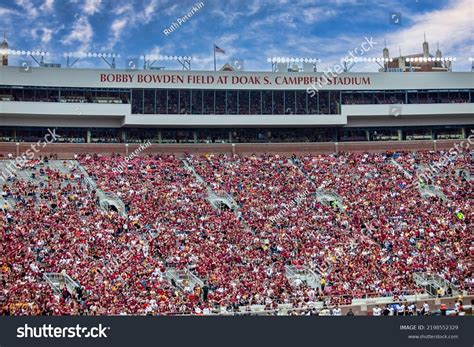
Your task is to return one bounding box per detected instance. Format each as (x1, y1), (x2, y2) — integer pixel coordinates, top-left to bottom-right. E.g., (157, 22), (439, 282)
(0, 0), (472, 71)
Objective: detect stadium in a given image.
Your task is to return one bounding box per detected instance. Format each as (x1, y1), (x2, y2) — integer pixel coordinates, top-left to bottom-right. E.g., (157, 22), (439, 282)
(0, 4), (473, 319)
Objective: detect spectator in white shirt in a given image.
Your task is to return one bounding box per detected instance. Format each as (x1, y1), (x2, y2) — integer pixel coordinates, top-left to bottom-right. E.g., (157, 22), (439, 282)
(372, 306), (382, 316)
(422, 302), (429, 315)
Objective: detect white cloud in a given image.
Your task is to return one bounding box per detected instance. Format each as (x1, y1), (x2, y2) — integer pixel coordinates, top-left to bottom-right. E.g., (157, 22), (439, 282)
(41, 28), (53, 44)
(83, 0), (102, 15)
(109, 18), (128, 48)
(14, 0), (38, 17)
(387, 0), (473, 71)
(301, 8), (338, 24)
(62, 17), (94, 52)
(104, 0), (160, 50)
(113, 4), (132, 16)
(0, 7), (20, 16)
(42, 0), (54, 12)
(141, 0), (159, 23)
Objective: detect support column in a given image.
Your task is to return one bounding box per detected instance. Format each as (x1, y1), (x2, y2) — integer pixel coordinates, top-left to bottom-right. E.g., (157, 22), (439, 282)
(397, 129), (403, 141)
(86, 130), (91, 143)
(228, 130), (232, 143)
(157, 130), (162, 144)
(193, 130), (198, 143)
(366, 130), (370, 141)
(461, 127), (466, 139)
(121, 130), (126, 143)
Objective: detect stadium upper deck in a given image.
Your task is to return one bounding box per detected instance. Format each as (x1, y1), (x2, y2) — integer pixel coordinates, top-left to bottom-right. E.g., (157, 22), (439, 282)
(0, 66), (473, 143)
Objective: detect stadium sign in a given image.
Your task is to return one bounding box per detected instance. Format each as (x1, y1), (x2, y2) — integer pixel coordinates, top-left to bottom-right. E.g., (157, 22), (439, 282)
(99, 73), (371, 87)
(2, 67), (472, 91)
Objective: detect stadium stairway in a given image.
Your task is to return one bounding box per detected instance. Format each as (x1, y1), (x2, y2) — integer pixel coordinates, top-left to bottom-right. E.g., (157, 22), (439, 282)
(418, 184), (448, 201)
(181, 158), (257, 235)
(182, 159), (240, 214)
(72, 160), (127, 217)
(413, 272), (460, 297)
(285, 265), (322, 291)
(390, 158), (413, 180)
(390, 158), (450, 200)
(163, 268), (204, 292)
(289, 158), (345, 210)
(43, 272), (82, 295)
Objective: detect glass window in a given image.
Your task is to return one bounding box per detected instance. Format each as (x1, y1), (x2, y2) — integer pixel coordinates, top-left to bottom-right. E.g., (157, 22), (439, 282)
(215, 90), (226, 114)
(407, 91), (417, 104)
(439, 90), (449, 103)
(179, 89), (191, 115)
(167, 89), (179, 114)
(273, 91), (284, 114)
(329, 91), (339, 114)
(238, 90), (249, 114)
(156, 90), (167, 114)
(131, 89), (143, 114)
(428, 90), (438, 103)
(341, 91), (353, 105)
(319, 91), (329, 114)
(197, 128), (230, 143)
(284, 91), (295, 115)
(373, 91), (384, 104)
(227, 90), (238, 115)
(417, 91), (428, 104)
(23, 88), (35, 101)
(296, 91), (307, 114)
(191, 90), (203, 114)
(308, 91), (318, 114)
(262, 91), (272, 115)
(459, 90), (469, 103)
(0, 87), (12, 99)
(203, 90), (214, 114)
(250, 90), (261, 114)
(339, 129), (367, 142)
(144, 89), (155, 114)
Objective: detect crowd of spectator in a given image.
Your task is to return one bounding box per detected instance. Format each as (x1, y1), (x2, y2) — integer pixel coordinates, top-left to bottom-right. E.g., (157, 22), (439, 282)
(1, 149), (472, 315)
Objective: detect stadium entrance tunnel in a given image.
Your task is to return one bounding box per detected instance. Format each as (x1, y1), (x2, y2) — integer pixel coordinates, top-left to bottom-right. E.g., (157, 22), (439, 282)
(98, 194), (127, 217)
(209, 196), (234, 211)
(314, 189), (345, 210)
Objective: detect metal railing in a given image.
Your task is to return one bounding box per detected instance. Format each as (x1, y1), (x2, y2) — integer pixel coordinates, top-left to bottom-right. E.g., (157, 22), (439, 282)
(285, 265), (321, 290)
(43, 272), (81, 294)
(164, 268), (204, 292)
(413, 273), (459, 297)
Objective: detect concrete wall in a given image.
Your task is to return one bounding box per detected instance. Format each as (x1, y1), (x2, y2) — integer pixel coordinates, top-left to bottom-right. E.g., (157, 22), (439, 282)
(0, 139), (463, 159)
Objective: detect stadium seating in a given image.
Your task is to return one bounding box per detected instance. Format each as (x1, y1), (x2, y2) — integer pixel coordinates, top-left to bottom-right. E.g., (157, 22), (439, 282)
(1, 150), (472, 315)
